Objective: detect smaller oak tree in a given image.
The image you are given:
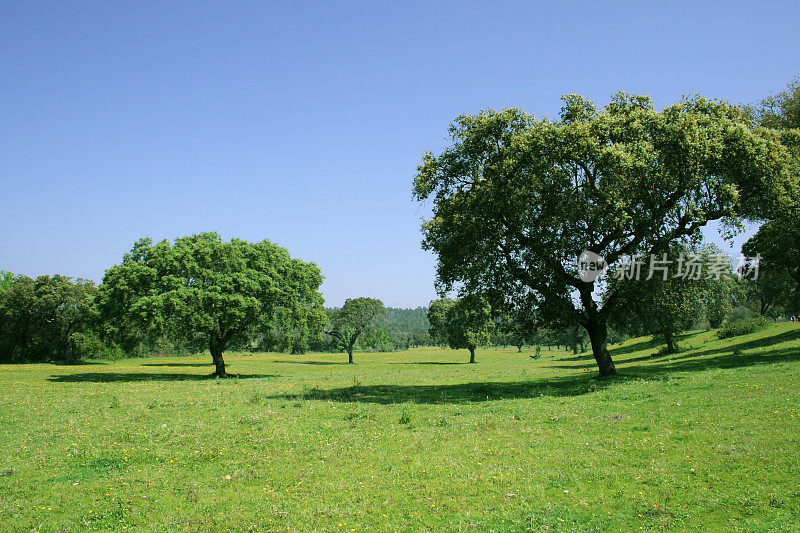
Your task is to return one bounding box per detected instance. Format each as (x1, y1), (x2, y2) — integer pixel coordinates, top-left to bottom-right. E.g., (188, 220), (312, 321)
(428, 295), (494, 363)
(326, 297), (385, 363)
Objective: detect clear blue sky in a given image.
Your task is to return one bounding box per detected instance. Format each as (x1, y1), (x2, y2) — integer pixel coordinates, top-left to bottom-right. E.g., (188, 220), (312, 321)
(1, 1), (798, 307)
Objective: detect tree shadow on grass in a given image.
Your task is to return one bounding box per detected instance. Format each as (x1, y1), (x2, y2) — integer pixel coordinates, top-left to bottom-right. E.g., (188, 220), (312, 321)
(48, 372), (278, 383)
(638, 346), (800, 375)
(270, 374), (614, 404)
(141, 363), (211, 367)
(606, 337), (662, 358)
(614, 328), (800, 369)
(548, 331), (755, 371)
(271, 360), (346, 366)
(388, 361), (468, 365)
(605, 331), (697, 360)
(680, 328), (800, 359)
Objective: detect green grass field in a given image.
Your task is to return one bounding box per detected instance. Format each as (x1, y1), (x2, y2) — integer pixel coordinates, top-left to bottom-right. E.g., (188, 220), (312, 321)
(2, 323), (800, 532)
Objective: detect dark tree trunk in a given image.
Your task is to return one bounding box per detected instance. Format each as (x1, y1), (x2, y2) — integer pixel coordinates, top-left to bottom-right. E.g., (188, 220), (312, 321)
(584, 315), (616, 376)
(347, 348), (354, 364)
(517, 345), (523, 353)
(210, 340), (229, 378)
(664, 331), (677, 353)
(468, 346), (476, 363)
(579, 284), (617, 376)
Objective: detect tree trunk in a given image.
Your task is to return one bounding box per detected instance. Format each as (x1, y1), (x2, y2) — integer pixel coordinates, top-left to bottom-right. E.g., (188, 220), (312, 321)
(347, 346), (354, 364)
(664, 331), (677, 353)
(517, 345), (523, 353)
(468, 346), (476, 363)
(210, 341), (229, 378)
(584, 316), (616, 376)
(578, 283), (617, 376)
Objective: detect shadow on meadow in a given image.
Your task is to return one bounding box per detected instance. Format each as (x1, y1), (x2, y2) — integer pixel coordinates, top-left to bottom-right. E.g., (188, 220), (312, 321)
(647, 346), (800, 373)
(547, 329), (796, 371)
(48, 372), (278, 383)
(271, 360), (346, 366)
(272, 374), (611, 404)
(388, 361), (467, 365)
(616, 328), (800, 369)
(604, 331), (698, 359)
(141, 362), (211, 367)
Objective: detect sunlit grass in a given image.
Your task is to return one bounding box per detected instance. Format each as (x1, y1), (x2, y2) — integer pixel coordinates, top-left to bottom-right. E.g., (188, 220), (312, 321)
(1, 323), (799, 531)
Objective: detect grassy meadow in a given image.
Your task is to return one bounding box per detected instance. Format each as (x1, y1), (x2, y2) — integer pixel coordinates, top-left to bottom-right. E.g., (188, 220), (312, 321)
(2, 323), (800, 532)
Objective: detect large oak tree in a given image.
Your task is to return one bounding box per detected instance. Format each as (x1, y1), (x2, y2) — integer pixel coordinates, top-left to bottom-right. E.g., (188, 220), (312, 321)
(98, 233), (325, 377)
(414, 93), (797, 376)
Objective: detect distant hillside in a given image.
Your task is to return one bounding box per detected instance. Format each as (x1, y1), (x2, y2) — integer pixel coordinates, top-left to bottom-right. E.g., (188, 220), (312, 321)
(384, 307), (430, 334)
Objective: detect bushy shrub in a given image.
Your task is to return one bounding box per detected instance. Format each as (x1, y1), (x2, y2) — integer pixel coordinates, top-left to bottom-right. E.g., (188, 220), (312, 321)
(718, 316), (772, 339)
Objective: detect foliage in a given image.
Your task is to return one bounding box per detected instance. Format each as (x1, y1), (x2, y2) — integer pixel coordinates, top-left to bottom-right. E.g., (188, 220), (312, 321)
(740, 265), (795, 317)
(427, 295), (494, 362)
(743, 215), (800, 293)
(755, 75), (800, 131)
(608, 244), (739, 352)
(427, 297), (454, 346)
(0, 270), (14, 291)
(718, 316), (773, 338)
(307, 307), (430, 353)
(97, 233), (325, 376)
(382, 307), (431, 349)
(0, 274), (98, 363)
(326, 297), (386, 363)
(493, 304), (539, 351)
(413, 92), (798, 375)
(742, 74), (800, 315)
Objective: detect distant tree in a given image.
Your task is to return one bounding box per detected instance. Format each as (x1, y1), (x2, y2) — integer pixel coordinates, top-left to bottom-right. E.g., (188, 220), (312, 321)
(608, 244), (732, 353)
(427, 295), (494, 363)
(743, 216), (800, 291)
(414, 93), (797, 375)
(408, 330), (430, 347)
(703, 273), (740, 328)
(495, 307), (538, 352)
(741, 267), (794, 316)
(326, 297), (386, 363)
(97, 233), (325, 377)
(0, 275), (97, 363)
(381, 307), (431, 350)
